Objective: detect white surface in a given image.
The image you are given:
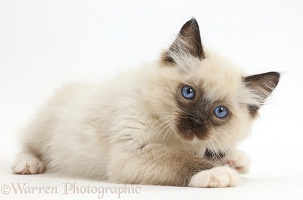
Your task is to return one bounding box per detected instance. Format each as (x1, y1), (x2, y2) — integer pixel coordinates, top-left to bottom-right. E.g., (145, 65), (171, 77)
(1, 0), (303, 199)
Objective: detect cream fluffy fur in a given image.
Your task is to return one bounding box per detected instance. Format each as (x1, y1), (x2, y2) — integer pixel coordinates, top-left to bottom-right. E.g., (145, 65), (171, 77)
(12, 19), (279, 188)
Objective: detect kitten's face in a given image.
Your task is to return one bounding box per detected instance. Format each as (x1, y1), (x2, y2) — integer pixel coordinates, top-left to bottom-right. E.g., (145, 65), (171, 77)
(147, 19), (279, 150)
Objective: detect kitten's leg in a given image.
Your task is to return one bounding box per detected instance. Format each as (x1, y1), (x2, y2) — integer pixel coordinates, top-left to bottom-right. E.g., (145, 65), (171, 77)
(108, 144), (240, 187)
(12, 152), (45, 175)
(224, 149), (251, 174)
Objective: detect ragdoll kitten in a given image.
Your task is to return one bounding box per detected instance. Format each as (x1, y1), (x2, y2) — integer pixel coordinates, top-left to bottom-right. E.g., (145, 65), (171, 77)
(12, 18), (279, 188)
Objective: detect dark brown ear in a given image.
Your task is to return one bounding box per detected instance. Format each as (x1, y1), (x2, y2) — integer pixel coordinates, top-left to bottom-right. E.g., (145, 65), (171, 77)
(243, 72), (280, 117)
(162, 18), (205, 65)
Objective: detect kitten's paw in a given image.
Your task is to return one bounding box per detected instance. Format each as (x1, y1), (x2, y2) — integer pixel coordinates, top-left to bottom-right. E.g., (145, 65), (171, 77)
(225, 150), (250, 174)
(12, 154), (45, 175)
(188, 166), (240, 188)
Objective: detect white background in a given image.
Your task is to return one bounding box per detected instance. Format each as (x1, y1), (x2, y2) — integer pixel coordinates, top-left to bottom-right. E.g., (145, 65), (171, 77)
(1, 0), (303, 199)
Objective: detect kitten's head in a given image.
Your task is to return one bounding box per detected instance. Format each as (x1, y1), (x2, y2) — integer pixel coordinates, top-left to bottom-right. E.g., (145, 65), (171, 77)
(148, 18), (280, 150)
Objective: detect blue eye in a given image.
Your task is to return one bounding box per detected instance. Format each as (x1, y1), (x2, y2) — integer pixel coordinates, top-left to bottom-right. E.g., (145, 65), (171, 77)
(181, 85), (195, 99)
(214, 106), (229, 118)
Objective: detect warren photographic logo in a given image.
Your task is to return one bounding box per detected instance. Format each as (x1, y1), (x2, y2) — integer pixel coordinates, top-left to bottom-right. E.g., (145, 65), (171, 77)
(1, 182), (141, 199)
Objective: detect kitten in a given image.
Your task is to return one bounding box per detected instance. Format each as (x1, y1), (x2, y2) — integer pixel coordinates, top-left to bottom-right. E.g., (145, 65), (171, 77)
(12, 18), (279, 188)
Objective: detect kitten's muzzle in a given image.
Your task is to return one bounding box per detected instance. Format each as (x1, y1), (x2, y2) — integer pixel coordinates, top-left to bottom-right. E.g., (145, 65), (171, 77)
(191, 118), (203, 129)
(177, 116), (210, 141)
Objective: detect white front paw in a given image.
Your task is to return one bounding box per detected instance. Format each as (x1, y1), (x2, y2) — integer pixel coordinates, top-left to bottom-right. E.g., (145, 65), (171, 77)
(225, 150), (250, 174)
(188, 166), (240, 188)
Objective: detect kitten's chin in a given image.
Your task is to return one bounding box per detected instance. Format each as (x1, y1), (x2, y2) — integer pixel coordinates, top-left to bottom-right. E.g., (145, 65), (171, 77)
(175, 129), (193, 141)
(182, 129), (195, 140)
(177, 128), (209, 141)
